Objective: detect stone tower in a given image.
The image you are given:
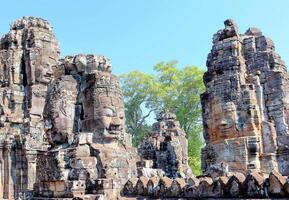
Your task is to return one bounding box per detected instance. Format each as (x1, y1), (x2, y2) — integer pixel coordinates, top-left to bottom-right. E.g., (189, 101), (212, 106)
(201, 19), (289, 175)
(0, 17), (59, 199)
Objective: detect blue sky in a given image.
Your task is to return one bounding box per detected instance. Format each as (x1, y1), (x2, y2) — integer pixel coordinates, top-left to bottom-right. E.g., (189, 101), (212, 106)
(0, 1), (289, 75)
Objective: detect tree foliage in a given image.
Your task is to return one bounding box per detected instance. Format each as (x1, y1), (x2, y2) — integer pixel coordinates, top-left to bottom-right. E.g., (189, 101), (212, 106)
(120, 61), (205, 175)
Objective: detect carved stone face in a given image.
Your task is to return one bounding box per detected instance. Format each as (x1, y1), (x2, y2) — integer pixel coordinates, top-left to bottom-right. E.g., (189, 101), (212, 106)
(43, 76), (77, 145)
(35, 64), (54, 84)
(216, 103), (237, 133)
(208, 101), (238, 141)
(20, 24), (59, 85)
(25, 49), (56, 85)
(94, 92), (125, 136)
(80, 72), (125, 138)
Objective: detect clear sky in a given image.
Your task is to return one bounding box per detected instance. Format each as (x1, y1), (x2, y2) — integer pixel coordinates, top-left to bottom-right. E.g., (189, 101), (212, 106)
(0, 0), (289, 75)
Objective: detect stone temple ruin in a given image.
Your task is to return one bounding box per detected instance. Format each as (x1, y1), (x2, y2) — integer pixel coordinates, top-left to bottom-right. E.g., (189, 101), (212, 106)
(0, 17), (289, 199)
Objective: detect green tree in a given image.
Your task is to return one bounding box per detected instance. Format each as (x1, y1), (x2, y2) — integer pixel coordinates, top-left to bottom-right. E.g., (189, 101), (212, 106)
(120, 61), (205, 175)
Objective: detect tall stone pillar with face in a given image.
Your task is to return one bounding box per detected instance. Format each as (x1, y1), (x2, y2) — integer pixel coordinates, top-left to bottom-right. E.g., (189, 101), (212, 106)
(75, 56), (137, 199)
(0, 17), (60, 199)
(201, 19), (265, 174)
(4, 17), (60, 151)
(202, 19), (289, 175)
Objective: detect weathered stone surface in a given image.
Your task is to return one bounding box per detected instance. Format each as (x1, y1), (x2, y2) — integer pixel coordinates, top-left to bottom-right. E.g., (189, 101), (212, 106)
(124, 18), (289, 200)
(201, 19), (289, 176)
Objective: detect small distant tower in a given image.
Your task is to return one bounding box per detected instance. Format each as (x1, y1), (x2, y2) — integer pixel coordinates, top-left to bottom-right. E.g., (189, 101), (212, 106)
(138, 111), (193, 178)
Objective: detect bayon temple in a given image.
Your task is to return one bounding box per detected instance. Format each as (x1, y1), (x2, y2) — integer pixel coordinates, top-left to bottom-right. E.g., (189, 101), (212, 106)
(0, 16), (288, 199)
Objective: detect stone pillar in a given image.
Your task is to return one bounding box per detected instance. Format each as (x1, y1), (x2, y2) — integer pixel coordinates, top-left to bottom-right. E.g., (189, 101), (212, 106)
(26, 150), (37, 191)
(3, 142), (14, 199)
(14, 146), (24, 199)
(246, 136), (261, 170)
(261, 121), (278, 173)
(0, 146), (4, 199)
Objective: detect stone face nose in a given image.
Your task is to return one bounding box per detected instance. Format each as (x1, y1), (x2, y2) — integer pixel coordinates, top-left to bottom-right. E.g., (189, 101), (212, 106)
(111, 117), (121, 125)
(46, 65), (54, 75)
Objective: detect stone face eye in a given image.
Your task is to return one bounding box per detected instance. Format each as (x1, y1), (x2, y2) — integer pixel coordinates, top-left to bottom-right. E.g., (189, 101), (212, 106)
(119, 110), (125, 119)
(104, 108), (114, 117)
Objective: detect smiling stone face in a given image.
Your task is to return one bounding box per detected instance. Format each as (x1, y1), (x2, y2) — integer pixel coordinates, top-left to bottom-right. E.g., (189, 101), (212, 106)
(215, 102), (238, 136)
(92, 92), (125, 137)
(80, 71), (125, 138)
(35, 63), (54, 84)
(25, 60), (54, 85)
(20, 19), (60, 85)
(205, 98), (238, 142)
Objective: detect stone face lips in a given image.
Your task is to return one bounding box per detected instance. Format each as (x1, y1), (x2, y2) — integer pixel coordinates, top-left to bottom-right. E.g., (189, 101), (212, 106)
(201, 19), (289, 175)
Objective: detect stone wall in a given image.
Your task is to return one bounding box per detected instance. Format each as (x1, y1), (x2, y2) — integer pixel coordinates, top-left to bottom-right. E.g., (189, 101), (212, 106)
(123, 170), (289, 199)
